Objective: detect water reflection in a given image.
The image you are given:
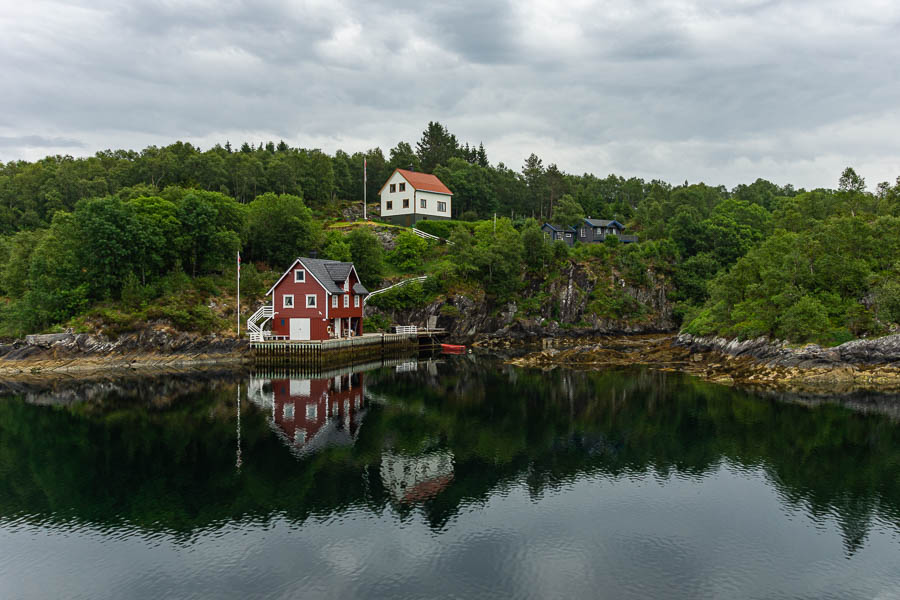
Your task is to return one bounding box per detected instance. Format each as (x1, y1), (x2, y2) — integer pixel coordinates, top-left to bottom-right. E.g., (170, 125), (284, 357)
(0, 358), (899, 598)
(249, 372), (367, 457)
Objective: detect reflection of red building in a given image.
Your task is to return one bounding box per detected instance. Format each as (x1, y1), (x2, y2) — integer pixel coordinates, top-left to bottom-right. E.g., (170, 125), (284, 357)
(269, 373), (366, 455)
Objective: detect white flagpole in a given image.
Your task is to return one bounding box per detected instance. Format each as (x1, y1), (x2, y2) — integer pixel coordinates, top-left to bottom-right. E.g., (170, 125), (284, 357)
(363, 158), (367, 221)
(236, 251), (241, 337)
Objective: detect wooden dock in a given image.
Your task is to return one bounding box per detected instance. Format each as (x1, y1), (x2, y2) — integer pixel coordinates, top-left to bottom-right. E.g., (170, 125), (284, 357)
(250, 333), (418, 368)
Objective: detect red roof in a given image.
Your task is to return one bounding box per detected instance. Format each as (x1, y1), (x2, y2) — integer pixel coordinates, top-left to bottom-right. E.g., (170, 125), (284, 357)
(394, 169), (453, 195)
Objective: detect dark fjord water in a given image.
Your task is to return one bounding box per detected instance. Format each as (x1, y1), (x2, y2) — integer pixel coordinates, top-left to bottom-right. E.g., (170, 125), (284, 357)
(1, 358), (899, 599)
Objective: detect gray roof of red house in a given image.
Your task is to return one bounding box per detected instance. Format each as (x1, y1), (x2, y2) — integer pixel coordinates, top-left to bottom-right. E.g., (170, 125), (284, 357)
(267, 257), (371, 296)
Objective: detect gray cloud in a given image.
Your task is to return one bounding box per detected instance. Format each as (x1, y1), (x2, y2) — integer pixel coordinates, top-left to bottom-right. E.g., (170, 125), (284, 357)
(0, 135), (84, 149)
(0, 0), (898, 188)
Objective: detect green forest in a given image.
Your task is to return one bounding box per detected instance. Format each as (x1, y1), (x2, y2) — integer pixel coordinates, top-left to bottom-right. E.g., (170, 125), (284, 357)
(0, 121), (898, 344)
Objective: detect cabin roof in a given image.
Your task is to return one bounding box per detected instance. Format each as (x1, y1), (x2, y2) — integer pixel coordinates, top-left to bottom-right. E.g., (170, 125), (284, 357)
(584, 218), (625, 229)
(542, 223), (576, 233)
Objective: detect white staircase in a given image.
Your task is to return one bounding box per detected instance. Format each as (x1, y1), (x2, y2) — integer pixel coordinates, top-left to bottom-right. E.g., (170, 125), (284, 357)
(247, 305), (274, 341)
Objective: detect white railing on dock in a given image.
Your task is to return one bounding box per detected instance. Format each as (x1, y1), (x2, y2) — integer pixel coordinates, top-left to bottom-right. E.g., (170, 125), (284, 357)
(394, 325), (417, 334)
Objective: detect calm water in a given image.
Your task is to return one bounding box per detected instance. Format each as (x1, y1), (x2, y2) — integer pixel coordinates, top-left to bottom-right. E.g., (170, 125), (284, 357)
(1, 357), (899, 599)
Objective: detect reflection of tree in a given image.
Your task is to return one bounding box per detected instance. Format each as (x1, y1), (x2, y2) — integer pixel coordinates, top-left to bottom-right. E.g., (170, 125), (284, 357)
(0, 362), (897, 553)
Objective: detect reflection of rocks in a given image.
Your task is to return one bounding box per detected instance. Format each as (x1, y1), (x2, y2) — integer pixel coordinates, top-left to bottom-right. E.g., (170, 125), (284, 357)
(380, 450), (454, 503)
(508, 334), (900, 396)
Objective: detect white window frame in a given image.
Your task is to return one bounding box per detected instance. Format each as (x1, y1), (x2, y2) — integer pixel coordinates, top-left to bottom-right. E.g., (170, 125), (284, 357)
(283, 403), (294, 420)
(306, 403), (317, 421)
(354, 295), (360, 307)
(306, 294), (317, 308)
(332, 294), (338, 308)
(294, 269), (305, 283)
(283, 294), (294, 309)
(437, 201), (447, 212)
(343, 294), (349, 308)
(420, 198), (426, 208)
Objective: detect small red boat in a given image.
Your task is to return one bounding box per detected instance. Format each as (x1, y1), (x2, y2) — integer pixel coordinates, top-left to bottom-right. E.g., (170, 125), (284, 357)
(441, 343), (466, 354)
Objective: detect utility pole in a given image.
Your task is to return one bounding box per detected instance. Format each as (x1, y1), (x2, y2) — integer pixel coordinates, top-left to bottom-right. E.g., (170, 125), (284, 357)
(236, 251), (240, 337)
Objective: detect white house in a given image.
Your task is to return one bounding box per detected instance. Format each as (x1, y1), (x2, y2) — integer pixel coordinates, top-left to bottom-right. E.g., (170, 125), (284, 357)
(378, 168), (452, 226)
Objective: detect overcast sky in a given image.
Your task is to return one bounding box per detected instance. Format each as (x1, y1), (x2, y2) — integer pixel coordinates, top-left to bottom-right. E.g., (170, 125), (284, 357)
(1, 0), (898, 189)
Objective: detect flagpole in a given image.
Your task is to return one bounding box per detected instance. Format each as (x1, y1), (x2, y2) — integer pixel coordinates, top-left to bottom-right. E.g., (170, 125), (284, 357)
(363, 158), (367, 221)
(236, 251), (241, 338)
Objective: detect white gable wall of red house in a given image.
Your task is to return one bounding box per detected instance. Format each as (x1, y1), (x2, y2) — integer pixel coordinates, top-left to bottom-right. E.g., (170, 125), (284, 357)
(267, 257), (368, 341)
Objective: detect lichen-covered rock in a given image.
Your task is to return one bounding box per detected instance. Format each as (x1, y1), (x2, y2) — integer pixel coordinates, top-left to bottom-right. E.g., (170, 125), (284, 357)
(676, 333), (900, 367)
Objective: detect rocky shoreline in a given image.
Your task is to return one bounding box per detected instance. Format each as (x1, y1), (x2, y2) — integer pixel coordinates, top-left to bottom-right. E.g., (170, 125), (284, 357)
(0, 328), (249, 377)
(505, 333), (900, 394)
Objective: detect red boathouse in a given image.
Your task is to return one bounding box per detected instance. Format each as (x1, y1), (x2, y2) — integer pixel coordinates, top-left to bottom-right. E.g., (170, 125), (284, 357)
(266, 257), (369, 341)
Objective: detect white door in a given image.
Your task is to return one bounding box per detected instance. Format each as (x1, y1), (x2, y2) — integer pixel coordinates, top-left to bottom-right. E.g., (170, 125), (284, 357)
(289, 318), (310, 341)
(334, 317), (341, 337)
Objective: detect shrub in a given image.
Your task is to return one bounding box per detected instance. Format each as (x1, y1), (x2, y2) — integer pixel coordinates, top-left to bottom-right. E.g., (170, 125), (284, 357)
(777, 295), (830, 343)
(363, 314), (391, 332)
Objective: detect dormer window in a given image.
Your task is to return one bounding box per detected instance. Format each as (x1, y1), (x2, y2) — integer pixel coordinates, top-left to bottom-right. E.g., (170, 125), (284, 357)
(294, 269), (305, 283)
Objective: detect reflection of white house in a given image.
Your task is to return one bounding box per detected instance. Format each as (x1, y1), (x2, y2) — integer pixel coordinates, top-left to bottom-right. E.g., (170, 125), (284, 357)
(379, 168), (452, 226)
(380, 450), (454, 503)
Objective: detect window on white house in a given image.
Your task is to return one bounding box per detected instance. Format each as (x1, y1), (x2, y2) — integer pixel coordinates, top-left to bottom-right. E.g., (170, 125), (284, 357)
(420, 198), (426, 208)
(306, 295), (317, 308)
(403, 198), (409, 208)
(283, 294), (294, 308)
(343, 294), (349, 307)
(399, 182), (406, 191)
(354, 295), (360, 307)
(332, 294), (338, 308)
(294, 269), (305, 283)
(386, 200), (393, 210)
(390, 183), (396, 193)
(437, 201), (447, 212)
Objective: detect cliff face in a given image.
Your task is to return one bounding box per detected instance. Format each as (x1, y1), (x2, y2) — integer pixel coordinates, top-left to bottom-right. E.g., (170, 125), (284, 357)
(370, 261), (675, 342)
